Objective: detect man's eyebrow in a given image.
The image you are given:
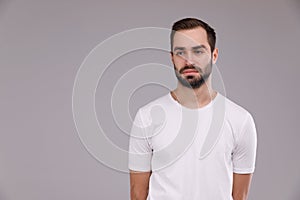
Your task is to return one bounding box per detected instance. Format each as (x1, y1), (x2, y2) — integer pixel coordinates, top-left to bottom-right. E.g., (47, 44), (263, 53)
(173, 45), (208, 51)
(173, 47), (185, 51)
(192, 45), (208, 50)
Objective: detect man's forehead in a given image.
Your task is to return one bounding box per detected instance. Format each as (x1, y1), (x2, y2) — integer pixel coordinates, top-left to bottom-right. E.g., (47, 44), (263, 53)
(173, 27), (208, 47)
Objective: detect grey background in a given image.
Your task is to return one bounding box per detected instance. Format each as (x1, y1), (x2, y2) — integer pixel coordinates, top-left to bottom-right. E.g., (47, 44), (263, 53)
(0, 0), (299, 199)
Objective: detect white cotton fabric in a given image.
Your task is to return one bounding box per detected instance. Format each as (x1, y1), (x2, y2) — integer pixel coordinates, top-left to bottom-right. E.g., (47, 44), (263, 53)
(128, 92), (257, 200)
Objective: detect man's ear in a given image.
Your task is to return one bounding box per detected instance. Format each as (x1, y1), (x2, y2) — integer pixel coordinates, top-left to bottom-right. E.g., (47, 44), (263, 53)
(170, 51), (174, 64)
(212, 48), (219, 64)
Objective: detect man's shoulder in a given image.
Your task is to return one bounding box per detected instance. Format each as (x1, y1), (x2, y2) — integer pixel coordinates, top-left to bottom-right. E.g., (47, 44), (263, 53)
(223, 95), (254, 129)
(139, 93), (172, 112)
(224, 96), (251, 116)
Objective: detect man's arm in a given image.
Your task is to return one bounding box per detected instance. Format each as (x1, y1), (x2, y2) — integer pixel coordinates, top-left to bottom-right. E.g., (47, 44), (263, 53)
(130, 170), (152, 200)
(232, 173), (253, 200)
(232, 113), (257, 199)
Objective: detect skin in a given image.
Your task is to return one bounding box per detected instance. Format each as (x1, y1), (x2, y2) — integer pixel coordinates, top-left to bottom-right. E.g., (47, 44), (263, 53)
(232, 173), (253, 200)
(130, 27), (253, 200)
(130, 170), (151, 200)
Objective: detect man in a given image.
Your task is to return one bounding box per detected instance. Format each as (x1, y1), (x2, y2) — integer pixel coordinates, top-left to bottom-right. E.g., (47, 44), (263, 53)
(128, 18), (257, 200)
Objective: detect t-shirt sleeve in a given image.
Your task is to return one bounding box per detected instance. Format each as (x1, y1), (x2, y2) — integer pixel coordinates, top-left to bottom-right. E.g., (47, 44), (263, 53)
(128, 109), (153, 172)
(232, 112), (257, 174)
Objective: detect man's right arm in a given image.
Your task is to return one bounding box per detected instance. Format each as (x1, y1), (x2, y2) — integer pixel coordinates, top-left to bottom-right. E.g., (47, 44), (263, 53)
(130, 170), (151, 200)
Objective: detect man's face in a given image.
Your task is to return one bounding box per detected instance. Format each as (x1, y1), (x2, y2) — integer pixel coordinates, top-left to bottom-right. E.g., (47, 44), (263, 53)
(171, 27), (218, 89)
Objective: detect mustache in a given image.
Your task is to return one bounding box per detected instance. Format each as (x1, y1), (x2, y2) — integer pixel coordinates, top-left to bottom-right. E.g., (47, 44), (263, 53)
(179, 65), (202, 74)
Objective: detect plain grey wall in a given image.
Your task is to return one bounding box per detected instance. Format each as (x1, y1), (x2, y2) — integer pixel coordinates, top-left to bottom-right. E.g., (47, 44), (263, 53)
(1, 0), (300, 199)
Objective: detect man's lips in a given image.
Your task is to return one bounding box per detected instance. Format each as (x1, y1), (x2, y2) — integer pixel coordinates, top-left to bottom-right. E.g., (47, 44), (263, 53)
(182, 69), (199, 74)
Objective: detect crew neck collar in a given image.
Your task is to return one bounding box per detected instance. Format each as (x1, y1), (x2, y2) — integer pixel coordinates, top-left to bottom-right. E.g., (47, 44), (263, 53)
(168, 91), (220, 111)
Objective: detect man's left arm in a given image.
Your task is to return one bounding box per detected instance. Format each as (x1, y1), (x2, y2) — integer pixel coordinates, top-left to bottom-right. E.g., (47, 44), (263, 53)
(232, 173), (253, 200)
(232, 113), (257, 200)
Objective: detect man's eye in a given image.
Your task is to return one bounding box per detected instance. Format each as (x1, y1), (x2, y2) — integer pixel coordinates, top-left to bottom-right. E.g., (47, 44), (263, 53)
(175, 51), (184, 56)
(194, 50), (203, 55)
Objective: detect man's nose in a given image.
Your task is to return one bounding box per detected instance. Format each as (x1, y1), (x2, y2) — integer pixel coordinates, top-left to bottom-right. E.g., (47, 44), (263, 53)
(184, 52), (195, 66)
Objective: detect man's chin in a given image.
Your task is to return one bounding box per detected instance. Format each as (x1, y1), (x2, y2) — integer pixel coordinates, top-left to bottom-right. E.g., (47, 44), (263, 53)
(184, 76), (202, 82)
(181, 74), (198, 79)
(179, 78), (204, 89)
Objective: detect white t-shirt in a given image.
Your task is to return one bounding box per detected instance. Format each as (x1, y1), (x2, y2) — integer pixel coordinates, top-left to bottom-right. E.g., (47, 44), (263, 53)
(128, 92), (257, 200)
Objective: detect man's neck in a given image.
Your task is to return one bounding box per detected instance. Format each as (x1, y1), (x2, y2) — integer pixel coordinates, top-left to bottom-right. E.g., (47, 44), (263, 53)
(172, 78), (217, 109)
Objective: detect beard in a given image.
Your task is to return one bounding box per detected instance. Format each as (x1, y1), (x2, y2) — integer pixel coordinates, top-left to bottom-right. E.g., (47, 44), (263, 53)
(174, 60), (213, 89)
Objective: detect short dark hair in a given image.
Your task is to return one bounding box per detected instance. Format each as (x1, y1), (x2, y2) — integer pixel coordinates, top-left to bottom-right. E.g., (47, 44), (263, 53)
(170, 18), (216, 53)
